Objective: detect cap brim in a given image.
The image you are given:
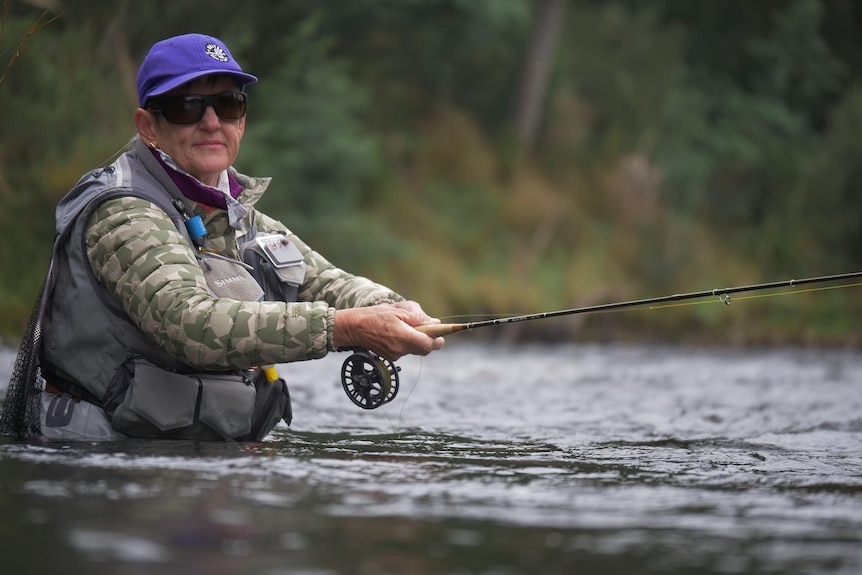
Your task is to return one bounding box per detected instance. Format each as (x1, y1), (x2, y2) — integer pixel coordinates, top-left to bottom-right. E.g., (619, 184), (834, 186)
(144, 70), (258, 103)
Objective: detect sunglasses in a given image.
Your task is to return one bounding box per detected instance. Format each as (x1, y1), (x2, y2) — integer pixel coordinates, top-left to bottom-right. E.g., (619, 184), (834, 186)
(147, 91), (248, 125)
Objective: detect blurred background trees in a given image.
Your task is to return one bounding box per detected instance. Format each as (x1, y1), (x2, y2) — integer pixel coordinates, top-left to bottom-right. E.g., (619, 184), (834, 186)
(1, 0), (860, 344)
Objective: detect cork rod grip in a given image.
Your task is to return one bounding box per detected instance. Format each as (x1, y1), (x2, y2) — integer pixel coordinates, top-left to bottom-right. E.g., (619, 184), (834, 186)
(414, 323), (467, 338)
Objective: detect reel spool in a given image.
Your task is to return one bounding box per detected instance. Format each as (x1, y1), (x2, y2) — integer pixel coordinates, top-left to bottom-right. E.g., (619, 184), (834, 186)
(340, 349), (400, 410)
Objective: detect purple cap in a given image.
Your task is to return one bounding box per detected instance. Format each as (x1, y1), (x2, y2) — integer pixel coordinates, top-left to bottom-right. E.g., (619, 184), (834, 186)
(136, 33), (257, 107)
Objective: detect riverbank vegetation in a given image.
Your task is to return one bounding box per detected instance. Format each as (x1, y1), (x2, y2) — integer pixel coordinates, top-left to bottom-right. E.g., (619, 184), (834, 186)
(1, 0), (860, 346)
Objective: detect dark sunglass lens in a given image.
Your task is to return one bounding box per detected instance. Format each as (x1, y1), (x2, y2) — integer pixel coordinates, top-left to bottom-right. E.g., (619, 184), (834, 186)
(161, 96), (206, 124)
(215, 92), (247, 120)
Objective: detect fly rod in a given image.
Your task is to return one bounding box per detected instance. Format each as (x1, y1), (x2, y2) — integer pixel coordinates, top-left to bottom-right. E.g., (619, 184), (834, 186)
(414, 270), (862, 338)
(339, 270), (862, 410)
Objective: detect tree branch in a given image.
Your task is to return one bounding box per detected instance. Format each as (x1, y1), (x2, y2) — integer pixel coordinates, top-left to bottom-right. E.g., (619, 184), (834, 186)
(0, 1), (64, 85)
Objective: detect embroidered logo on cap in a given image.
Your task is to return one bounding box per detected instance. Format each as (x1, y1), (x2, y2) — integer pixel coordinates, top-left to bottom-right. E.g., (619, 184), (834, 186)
(205, 43), (229, 62)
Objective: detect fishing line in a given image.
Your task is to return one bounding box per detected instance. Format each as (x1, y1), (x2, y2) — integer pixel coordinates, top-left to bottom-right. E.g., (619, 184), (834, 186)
(647, 281), (862, 311)
(381, 355), (425, 436)
(95, 136), (141, 169)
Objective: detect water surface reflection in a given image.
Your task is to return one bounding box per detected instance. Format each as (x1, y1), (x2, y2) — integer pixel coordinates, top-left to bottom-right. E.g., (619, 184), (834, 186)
(1, 343), (860, 574)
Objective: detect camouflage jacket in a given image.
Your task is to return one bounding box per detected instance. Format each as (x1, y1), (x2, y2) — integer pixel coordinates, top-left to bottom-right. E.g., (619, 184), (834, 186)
(50, 141), (402, 378)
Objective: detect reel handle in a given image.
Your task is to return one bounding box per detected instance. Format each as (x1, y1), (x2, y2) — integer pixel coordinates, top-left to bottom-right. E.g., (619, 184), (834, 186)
(415, 323), (466, 338)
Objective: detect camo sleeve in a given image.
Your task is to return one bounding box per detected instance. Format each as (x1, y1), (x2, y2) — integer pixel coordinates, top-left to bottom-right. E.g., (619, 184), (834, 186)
(85, 197), (334, 371)
(249, 210), (406, 308)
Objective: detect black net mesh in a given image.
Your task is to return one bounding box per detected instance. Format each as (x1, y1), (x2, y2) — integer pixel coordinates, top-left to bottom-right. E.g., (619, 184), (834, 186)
(0, 280), (46, 438)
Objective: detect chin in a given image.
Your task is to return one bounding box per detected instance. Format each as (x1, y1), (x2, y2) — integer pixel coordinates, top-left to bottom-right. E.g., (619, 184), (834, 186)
(193, 159), (231, 181)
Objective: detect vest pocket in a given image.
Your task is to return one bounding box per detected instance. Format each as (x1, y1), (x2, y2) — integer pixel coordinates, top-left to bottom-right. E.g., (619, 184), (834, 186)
(109, 359), (201, 437)
(128, 361), (199, 431)
(198, 373), (255, 439)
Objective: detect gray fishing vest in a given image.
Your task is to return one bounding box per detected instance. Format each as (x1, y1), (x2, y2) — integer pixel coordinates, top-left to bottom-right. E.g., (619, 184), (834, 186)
(40, 138), (302, 440)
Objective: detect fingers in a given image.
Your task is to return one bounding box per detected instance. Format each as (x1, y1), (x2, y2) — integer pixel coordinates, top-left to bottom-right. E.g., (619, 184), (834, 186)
(332, 304), (445, 362)
(367, 309), (444, 361)
(391, 300), (441, 325)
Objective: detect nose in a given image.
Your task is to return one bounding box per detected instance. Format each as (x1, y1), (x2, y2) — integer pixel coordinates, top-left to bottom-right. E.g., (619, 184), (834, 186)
(200, 105), (221, 128)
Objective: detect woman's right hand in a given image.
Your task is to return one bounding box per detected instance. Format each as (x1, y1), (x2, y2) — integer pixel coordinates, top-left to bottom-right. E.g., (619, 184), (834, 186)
(333, 302), (445, 361)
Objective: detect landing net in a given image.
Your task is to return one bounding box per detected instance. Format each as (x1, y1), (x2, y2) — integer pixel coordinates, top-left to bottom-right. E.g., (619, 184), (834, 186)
(0, 280), (45, 438)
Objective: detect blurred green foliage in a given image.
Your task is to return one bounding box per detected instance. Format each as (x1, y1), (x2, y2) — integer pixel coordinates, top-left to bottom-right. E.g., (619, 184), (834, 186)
(1, 0), (860, 345)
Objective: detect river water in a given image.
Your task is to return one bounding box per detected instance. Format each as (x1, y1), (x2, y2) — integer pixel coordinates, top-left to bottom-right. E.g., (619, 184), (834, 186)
(0, 342), (860, 574)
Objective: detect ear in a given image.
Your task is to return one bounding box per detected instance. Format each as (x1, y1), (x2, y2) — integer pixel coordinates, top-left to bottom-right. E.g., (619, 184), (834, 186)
(135, 108), (159, 147)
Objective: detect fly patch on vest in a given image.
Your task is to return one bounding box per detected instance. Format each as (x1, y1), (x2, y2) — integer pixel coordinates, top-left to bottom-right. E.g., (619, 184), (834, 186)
(199, 253), (265, 302)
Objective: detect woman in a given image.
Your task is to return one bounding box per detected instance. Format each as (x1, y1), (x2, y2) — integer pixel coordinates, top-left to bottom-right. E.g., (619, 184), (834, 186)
(26, 33), (443, 441)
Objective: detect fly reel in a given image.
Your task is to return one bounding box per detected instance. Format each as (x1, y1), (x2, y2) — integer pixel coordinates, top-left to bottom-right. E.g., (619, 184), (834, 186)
(340, 348), (400, 410)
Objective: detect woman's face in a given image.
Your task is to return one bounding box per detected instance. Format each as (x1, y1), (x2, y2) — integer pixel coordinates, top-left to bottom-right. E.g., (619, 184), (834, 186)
(135, 75), (245, 187)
